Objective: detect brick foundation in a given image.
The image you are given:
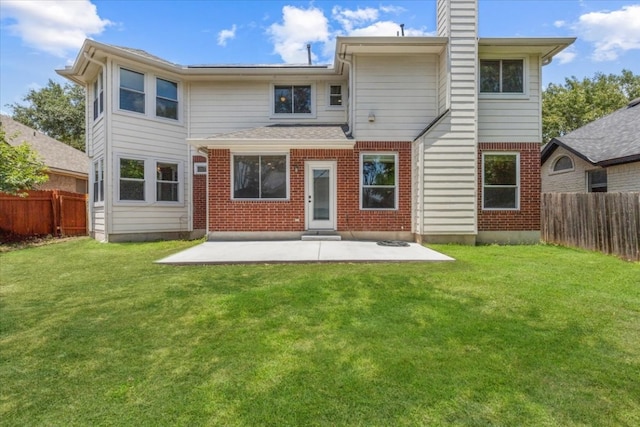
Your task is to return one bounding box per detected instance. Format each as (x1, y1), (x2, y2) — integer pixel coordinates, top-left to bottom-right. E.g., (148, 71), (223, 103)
(207, 142), (412, 233)
(477, 142), (540, 231)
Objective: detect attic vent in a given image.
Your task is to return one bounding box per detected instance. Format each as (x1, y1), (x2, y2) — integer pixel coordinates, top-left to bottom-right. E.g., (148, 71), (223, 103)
(628, 98), (640, 108)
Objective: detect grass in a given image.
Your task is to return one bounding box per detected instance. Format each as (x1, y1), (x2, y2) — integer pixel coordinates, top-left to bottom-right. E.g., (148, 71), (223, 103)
(1, 238), (639, 426)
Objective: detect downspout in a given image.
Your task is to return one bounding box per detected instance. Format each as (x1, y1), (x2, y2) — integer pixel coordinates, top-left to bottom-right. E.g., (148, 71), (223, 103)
(336, 52), (353, 136)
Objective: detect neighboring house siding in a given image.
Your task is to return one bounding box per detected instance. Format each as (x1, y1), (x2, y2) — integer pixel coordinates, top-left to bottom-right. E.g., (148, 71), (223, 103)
(542, 147), (640, 192)
(478, 55), (541, 143)
(189, 80), (347, 138)
(207, 142), (411, 233)
(478, 142), (540, 231)
(110, 114), (189, 234)
(38, 174), (87, 193)
(609, 163), (640, 191)
(353, 55), (438, 141)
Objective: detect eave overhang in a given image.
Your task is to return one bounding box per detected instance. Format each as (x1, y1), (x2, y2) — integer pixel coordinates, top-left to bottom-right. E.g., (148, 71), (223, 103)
(479, 37), (577, 63)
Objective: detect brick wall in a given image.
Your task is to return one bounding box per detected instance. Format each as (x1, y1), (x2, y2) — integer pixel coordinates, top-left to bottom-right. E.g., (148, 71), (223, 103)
(192, 155), (207, 230)
(207, 142), (412, 232)
(478, 142), (540, 231)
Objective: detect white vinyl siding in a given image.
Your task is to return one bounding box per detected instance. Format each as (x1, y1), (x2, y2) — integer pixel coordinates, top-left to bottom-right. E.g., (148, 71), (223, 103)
(352, 54), (438, 141)
(478, 55), (541, 143)
(189, 80), (347, 137)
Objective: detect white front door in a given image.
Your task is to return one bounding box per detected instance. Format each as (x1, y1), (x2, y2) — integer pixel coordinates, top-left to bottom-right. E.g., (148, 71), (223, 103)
(305, 161), (336, 230)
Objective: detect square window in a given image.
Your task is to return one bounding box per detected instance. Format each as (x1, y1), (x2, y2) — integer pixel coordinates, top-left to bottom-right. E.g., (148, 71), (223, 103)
(483, 153), (519, 209)
(361, 153), (397, 210)
(587, 169), (607, 192)
(233, 155), (287, 199)
(480, 59), (524, 94)
(274, 85), (311, 114)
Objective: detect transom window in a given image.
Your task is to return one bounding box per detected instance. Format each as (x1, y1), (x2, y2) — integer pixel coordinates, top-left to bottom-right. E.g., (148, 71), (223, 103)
(233, 155), (288, 199)
(483, 153), (519, 210)
(156, 78), (178, 120)
(119, 158), (145, 201)
(361, 153), (397, 210)
(480, 59), (524, 93)
(93, 72), (104, 120)
(274, 85), (311, 114)
(553, 155), (574, 172)
(156, 162), (179, 201)
(119, 68), (145, 113)
(587, 169), (607, 192)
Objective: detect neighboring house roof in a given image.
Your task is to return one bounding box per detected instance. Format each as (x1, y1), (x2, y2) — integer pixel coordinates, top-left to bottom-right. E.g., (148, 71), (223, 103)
(0, 115), (88, 178)
(188, 124), (354, 151)
(541, 98), (640, 167)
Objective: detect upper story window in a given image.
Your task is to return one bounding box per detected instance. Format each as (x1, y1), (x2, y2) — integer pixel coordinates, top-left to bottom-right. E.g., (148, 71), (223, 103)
(329, 85), (343, 107)
(552, 155), (574, 173)
(156, 78), (178, 120)
(93, 72), (104, 120)
(480, 59), (524, 94)
(587, 169), (607, 192)
(274, 85), (311, 114)
(482, 153), (520, 210)
(119, 68), (145, 114)
(361, 153), (397, 210)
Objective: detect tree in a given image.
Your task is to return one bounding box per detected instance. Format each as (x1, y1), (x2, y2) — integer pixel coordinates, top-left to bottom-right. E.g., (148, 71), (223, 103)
(542, 69), (640, 143)
(0, 129), (49, 196)
(8, 80), (86, 152)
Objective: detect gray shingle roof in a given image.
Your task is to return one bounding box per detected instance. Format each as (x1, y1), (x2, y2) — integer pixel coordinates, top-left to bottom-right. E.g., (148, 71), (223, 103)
(1, 115), (88, 176)
(541, 99), (640, 166)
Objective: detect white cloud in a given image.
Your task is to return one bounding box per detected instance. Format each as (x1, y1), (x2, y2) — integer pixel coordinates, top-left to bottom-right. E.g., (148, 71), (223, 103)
(348, 21), (428, 37)
(554, 20), (566, 28)
(574, 5), (640, 61)
(332, 6), (379, 32)
(554, 46), (577, 65)
(0, 0), (112, 57)
(217, 24), (237, 47)
(266, 6), (330, 63)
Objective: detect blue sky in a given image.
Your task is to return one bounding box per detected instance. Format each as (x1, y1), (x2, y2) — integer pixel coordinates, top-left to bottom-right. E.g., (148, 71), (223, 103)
(1, 0), (639, 114)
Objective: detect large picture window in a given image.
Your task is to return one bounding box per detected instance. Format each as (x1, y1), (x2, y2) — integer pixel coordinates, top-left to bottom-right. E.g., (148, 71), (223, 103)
(233, 155), (287, 199)
(361, 153), (397, 210)
(480, 59), (524, 93)
(483, 153), (519, 210)
(274, 85), (311, 114)
(119, 68), (145, 113)
(156, 78), (178, 120)
(119, 158), (145, 201)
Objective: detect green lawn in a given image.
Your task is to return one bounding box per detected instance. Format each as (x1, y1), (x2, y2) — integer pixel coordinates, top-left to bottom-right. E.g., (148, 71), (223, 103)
(1, 238), (639, 426)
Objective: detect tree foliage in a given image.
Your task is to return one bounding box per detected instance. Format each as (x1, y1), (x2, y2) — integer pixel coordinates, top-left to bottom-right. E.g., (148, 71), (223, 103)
(0, 129), (49, 196)
(542, 69), (640, 143)
(8, 80), (86, 152)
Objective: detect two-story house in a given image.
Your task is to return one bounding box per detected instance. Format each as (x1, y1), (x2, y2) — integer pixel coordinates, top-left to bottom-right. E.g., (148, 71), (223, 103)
(57, 0), (574, 243)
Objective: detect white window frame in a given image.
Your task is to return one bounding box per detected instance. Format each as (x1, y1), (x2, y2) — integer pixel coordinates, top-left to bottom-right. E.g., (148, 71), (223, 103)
(360, 152), (398, 211)
(479, 56), (529, 99)
(118, 67), (146, 115)
(115, 154), (184, 205)
(231, 153), (290, 201)
(271, 83), (316, 119)
(155, 77), (179, 121)
(482, 152), (520, 211)
(155, 161), (181, 203)
(549, 155), (575, 175)
(326, 83), (345, 110)
(93, 71), (104, 121)
(92, 158), (104, 205)
(194, 162), (207, 175)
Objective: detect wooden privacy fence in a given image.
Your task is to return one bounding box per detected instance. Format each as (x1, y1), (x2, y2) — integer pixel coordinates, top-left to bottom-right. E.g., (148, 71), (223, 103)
(0, 190), (87, 238)
(541, 192), (640, 261)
